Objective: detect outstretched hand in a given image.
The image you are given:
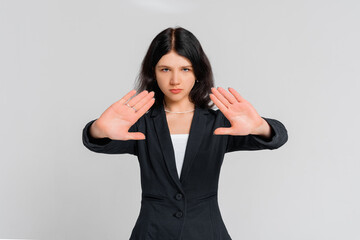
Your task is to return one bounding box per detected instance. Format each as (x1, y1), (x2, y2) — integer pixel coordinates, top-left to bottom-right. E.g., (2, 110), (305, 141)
(209, 87), (271, 138)
(90, 90), (155, 140)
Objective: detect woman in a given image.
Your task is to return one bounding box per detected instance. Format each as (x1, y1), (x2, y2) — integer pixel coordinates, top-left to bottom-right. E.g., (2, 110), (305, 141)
(82, 27), (288, 240)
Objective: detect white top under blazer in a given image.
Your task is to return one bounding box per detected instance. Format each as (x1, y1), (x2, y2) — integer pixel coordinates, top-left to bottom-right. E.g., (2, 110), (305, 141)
(170, 134), (189, 179)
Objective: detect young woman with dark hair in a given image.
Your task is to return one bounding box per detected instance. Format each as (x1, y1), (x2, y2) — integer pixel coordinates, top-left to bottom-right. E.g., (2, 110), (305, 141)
(82, 27), (288, 240)
(135, 27), (214, 109)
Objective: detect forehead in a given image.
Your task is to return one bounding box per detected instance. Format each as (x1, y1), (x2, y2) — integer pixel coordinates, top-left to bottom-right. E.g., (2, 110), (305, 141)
(156, 50), (192, 67)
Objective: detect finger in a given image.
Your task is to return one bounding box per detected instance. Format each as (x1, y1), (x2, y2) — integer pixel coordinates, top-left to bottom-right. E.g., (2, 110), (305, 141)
(127, 90), (149, 106)
(211, 87), (231, 108)
(118, 89), (137, 105)
(126, 132), (146, 140)
(135, 97), (155, 118)
(133, 91), (155, 111)
(228, 87), (245, 102)
(213, 127), (233, 135)
(126, 90), (149, 106)
(217, 87), (237, 104)
(209, 93), (229, 115)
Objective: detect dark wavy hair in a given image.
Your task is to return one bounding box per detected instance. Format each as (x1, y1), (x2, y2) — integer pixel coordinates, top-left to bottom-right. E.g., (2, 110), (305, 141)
(134, 27), (214, 109)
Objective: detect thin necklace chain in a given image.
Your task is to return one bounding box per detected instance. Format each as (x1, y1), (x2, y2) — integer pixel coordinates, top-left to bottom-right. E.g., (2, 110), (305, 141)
(164, 108), (195, 114)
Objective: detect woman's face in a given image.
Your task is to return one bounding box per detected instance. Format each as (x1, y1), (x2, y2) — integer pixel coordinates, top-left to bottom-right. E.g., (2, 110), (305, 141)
(155, 50), (196, 105)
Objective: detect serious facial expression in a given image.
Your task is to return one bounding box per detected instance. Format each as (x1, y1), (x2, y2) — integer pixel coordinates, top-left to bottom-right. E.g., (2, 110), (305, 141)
(155, 50), (196, 105)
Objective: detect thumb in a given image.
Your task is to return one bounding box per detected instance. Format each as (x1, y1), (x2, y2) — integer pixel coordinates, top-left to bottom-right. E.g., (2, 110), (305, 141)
(213, 127), (233, 135)
(126, 132), (146, 140)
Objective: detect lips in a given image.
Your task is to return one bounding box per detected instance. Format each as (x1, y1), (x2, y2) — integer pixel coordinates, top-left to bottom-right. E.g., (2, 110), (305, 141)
(170, 89), (182, 94)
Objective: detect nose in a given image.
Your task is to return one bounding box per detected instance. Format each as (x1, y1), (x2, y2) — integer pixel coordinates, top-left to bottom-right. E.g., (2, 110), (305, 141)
(170, 70), (180, 85)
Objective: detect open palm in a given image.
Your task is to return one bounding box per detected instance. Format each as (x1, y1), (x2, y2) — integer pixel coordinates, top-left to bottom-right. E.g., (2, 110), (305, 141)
(92, 90), (155, 140)
(209, 87), (265, 136)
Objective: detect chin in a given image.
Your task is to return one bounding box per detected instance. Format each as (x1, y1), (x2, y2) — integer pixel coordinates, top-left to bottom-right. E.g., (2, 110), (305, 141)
(165, 95), (185, 103)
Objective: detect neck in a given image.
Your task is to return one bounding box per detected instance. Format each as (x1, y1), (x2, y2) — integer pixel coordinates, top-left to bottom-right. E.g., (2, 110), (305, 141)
(163, 98), (195, 113)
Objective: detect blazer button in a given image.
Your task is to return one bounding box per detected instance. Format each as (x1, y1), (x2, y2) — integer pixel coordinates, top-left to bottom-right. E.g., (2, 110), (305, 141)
(175, 193), (183, 200)
(175, 211), (183, 218)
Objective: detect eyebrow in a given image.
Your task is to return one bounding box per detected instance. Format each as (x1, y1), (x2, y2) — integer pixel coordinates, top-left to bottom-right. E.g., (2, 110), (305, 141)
(156, 65), (193, 68)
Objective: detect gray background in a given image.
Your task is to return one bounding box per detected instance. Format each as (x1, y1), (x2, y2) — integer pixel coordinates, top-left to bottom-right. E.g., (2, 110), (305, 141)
(1, 0), (359, 239)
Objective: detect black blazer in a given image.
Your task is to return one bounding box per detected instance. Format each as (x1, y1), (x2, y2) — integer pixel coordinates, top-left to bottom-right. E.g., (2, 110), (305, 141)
(82, 104), (288, 240)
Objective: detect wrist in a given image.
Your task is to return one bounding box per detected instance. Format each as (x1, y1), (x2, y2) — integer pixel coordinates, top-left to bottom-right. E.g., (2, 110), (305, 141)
(251, 118), (272, 139)
(90, 120), (107, 139)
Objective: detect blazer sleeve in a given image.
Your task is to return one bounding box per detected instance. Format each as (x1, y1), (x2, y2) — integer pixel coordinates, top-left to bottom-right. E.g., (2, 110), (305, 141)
(82, 119), (138, 156)
(224, 115), (288, 153)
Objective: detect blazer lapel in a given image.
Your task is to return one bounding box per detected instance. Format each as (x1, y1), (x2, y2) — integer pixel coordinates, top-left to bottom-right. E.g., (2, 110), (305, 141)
(151, 104), (209, 190)
(151, 104), (182, 190)
(180, 107), (208, 183)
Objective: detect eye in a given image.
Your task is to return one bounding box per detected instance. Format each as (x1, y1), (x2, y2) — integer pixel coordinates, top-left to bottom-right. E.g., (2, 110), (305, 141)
(183, 68), (191, 72)
(161, 68), (170, 72)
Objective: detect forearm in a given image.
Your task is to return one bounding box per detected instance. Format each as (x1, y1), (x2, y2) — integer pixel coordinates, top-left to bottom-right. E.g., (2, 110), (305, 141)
(226, 117), (288, 152)
(82, 120), (137, 155)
